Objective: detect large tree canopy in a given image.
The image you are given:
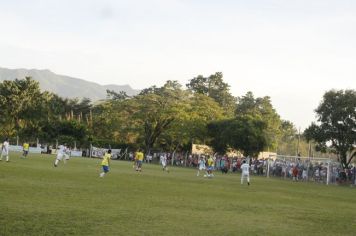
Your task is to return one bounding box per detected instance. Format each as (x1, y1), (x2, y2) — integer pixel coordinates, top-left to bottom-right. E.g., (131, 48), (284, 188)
(130, 81), (187, 152)
(208, 115), (268, 157)
(158, 93), (225, 152)
(0, 78), (92, 144)
(304, 89), (356, 168)
(236, 91), (282, 151)
(92, 81), (227, 152)
(0, 77), (45, 136)
(186, 72), (236, 117)
(0, 77), (302, 155)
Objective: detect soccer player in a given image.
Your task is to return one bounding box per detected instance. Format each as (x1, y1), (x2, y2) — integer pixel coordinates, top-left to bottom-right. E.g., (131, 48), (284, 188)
(99, 149), (111, 177)
(207, 155), (214, 178)
(63, 146), (71, 164)
(241, 160), (250, 185)
(0, 138), (10, 162)
(197, 155), (206, 176)
(135, 149), (144, 172)
(54, 144), (67, 167)
(160, 153), (169, 172)
(22, 141), (30, 158)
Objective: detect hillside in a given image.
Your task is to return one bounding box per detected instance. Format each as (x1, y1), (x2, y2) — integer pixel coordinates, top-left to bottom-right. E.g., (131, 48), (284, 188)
(0, 67), (139, 101)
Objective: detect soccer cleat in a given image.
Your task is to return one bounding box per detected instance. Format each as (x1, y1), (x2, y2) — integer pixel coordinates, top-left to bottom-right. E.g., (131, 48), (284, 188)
(248, 182), (250, 186)
(54, 163), (57, 167)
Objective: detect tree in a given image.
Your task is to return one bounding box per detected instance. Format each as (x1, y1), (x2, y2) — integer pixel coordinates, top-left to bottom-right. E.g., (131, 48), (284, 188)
(276, 120), (298, 155)
(157, 93), (225, 152)
(113, 81), (188, 152)
(106, 90), (129, 101)
(236, 92), (282, 151)
(207, 119), (231, 154)
(94, 80), (228, 152)
(91, 95), (140, 145)
(186, 72), (236, 116)
(304, 89), (356, 169)
(40, 120), (87, 145)
(276, 120), (312, 156)
(0, 77), (43, 137)
(208, 115), (268, 157)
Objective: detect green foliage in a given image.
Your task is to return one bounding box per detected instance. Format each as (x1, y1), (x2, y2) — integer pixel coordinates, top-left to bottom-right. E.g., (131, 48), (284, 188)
(0, 77), (93, 144)
(40, 120), (87, 143)
(236, 91), (282, 151)
(92, 97), (140, 145)
(305, 89), (356, 168)
(132, 81), (187, 152)
(0, 77), (43, 136)
(0, 77), (304, 156)
(276, 121), (321, 157)
(276, 120), (299, 155)
(207, 91), (288, 156)
(97, 81), (227, 152)
(106, 90), (129, 101)
(158, 94), (225, 151)
(186, 72), (236, 117)
(208, 115), (268, 157)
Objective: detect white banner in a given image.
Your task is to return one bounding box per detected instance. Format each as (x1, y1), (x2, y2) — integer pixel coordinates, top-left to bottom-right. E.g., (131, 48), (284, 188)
(91, 147), (121, 158)
(70, 150), (82, 157)
(111, 149), (121, 159)
(91, 146), (105, 157)
(9, 145), (42, 154)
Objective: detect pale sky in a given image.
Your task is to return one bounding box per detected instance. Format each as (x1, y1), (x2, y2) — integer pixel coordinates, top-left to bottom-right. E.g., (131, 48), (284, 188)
(0, 0), (355, 130)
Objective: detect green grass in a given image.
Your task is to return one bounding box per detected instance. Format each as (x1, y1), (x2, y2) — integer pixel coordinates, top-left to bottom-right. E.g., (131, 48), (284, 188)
(0, 153), (355, 236)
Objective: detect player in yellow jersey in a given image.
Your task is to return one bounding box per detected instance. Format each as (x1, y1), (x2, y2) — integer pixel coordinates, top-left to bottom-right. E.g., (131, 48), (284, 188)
(22, 142), (30, 158)
(134, 149), (144, 172)
(206, 156), (215, 178)
(99, 150), (111, 178)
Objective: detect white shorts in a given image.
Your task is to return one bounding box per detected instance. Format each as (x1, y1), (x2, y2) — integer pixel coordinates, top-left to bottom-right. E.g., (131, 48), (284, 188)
(242, 173), (249, 177)
(199, 166), (206, 171)
(161, 162), (167, 167)
(1, 152), (9, 157)
(56, 154), (64, 161)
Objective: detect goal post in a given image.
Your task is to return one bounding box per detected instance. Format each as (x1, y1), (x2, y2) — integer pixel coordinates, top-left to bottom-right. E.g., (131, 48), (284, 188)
(266, 154), (341, 185)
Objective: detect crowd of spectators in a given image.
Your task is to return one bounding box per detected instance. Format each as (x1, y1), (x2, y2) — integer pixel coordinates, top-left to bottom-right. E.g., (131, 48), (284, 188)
(126, 151), (356, 185)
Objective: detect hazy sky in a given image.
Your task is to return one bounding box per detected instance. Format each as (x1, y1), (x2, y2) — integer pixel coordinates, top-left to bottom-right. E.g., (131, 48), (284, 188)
(0, 0), (355, 129)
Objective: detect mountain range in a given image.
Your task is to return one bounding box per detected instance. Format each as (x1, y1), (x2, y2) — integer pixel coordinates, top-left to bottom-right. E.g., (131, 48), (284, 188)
(0, 67), (139, 101)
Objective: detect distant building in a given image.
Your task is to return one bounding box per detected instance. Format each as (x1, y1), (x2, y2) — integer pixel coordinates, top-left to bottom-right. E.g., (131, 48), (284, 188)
(191, 144), (213, 156)
(258, 152), (277, 160)
(192, 144), (276, 159)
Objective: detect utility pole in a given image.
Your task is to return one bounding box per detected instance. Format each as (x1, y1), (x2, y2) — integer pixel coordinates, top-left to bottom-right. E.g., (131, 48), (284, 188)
(296, 127), (301, 156)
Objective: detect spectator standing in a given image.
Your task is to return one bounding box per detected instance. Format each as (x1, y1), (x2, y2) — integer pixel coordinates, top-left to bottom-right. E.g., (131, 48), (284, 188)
(241, 160), (250, 185)
(0, 138), (10, 162)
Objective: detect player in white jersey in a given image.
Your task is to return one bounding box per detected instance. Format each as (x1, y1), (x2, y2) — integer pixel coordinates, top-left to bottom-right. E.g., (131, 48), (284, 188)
(241, 160), (250, 185)
(0, 138), (10, 162)
(54, 144), (67, 167)
(160, 153), (169, 172)
(63, 146), (71, 164)
(196, 156), (206, 176)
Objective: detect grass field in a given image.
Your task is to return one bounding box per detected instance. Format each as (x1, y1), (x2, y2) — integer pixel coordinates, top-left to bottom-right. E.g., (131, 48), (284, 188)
(0, 153), (355, 236)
